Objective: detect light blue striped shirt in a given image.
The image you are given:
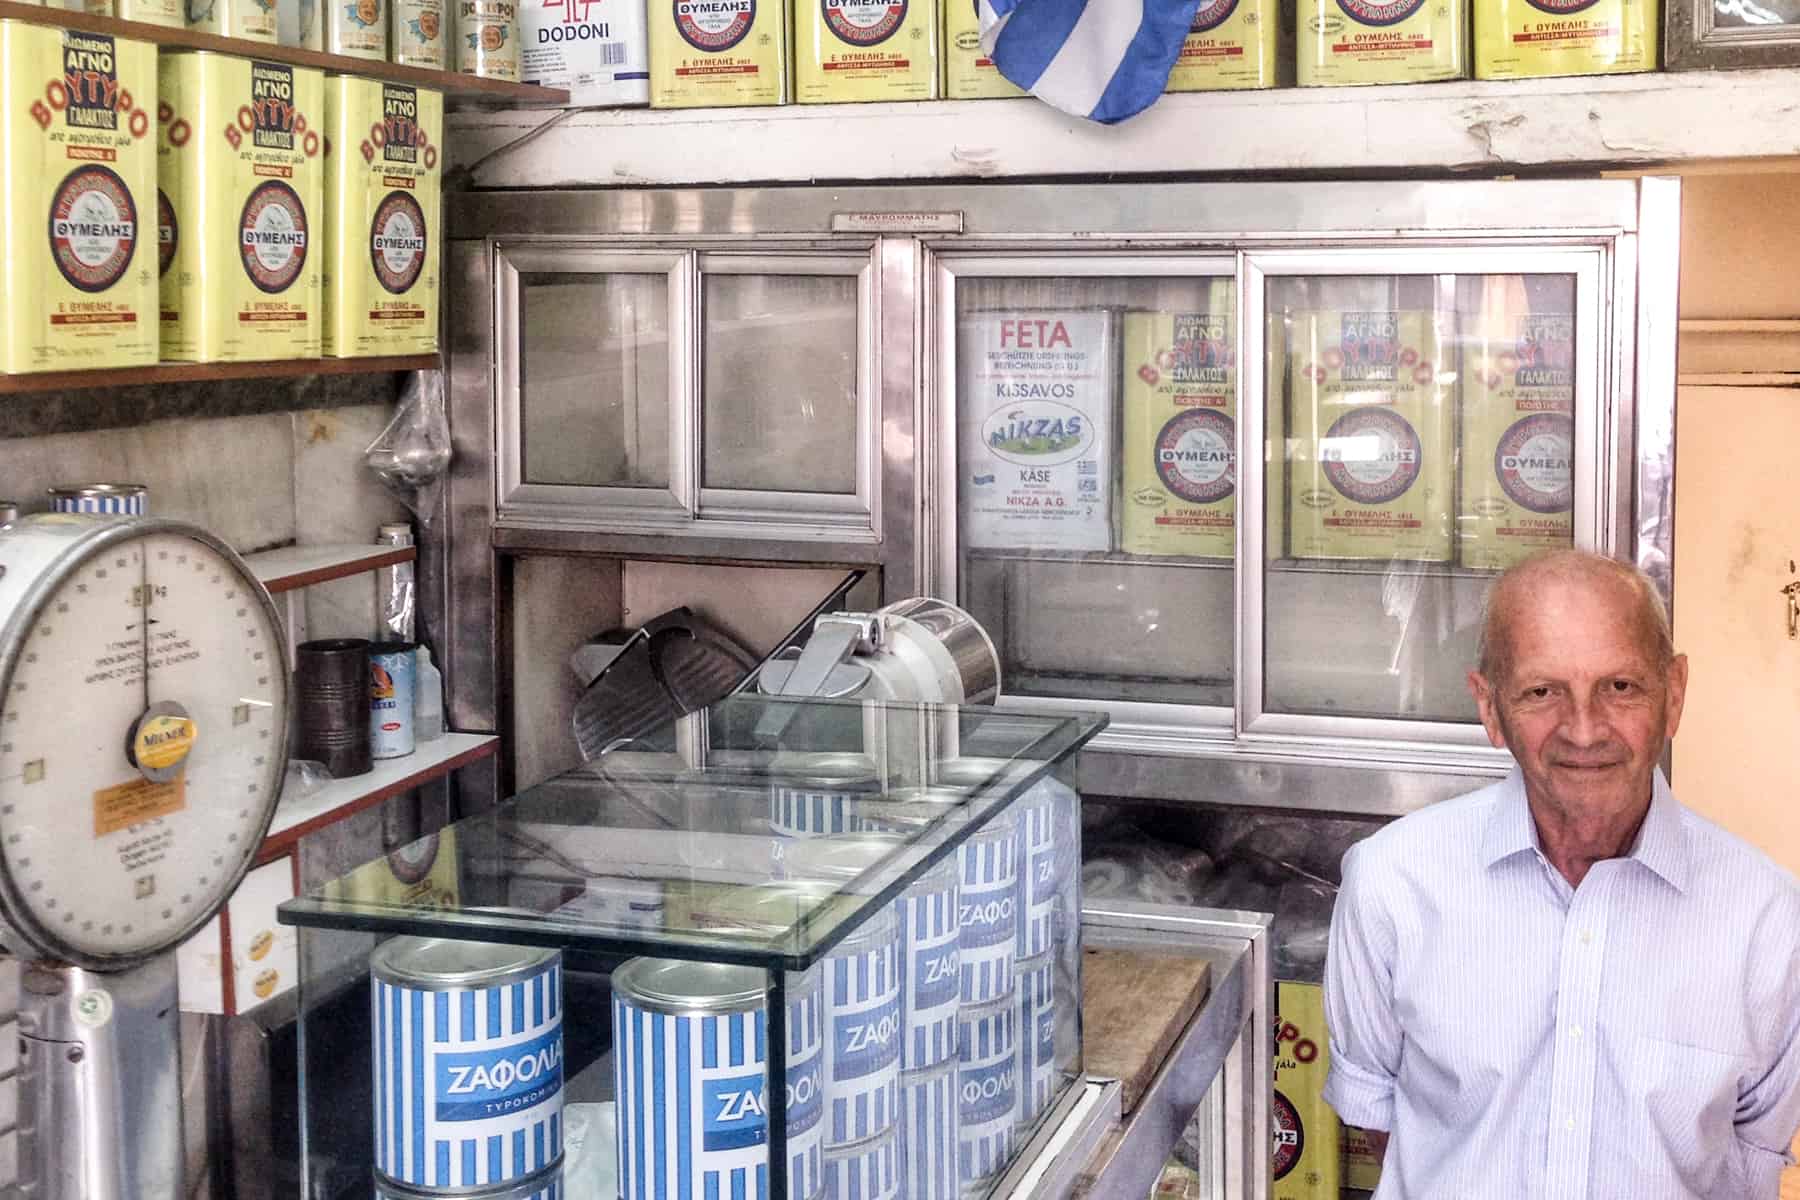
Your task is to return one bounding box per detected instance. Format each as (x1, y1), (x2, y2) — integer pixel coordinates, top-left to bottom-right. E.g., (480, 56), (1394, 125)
(1324, 769), (1800, 1199)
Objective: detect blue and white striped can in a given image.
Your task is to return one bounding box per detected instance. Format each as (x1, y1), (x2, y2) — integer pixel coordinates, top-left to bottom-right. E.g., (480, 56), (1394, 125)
(823, 905), (902, 1146)
(1013, 781), (1066, 961)
(370, 641), (418, 760)
(375, 1165), (566, 1200)
(955, 996), (1018, 1191)
(897, 1063), (958, 1200)
(612, 958), (826, 1200)
(1013, 955), (1058, 1131)
(956, 819), (1018, 1006)
(770, 753), (882, 839)
(824, 1125), (899, 1200)
(899, 857), (960, 1071)
(369, 937), (564, 1192)
(48, 483), (147, 515)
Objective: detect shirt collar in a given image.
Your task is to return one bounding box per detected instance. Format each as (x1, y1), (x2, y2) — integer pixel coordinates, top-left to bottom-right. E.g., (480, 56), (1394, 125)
(1479, 767), (1689, 893)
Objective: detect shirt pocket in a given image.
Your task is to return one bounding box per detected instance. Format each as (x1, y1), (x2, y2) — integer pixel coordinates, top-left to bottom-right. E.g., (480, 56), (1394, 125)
(1626, 1034), (1747, 1197)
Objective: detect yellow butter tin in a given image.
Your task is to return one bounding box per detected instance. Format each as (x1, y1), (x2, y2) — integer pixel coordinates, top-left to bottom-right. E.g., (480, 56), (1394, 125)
(1296, 0), (1466, 85)
(392, 0), (447, 68)
(795, 0), (939, 104)
(455, 0), (521, 79)
(0, 24), (159, 374)
(1119, 307), (1237, 558)
(186, 0), (279, 43)
(1166, 0), (1285, 91)
(1284, 308), (1454, 562)
(1273, 982), (1340, 1200)
(1475, 0), (1655, 78)
(85, 0), (186, 28)
(323, 77), (441, 357)
(941, 0), (1024, 99)
(649, 0), (789, 107)
(1458, 303), (1574, 570)
(158, 53), (324, 362)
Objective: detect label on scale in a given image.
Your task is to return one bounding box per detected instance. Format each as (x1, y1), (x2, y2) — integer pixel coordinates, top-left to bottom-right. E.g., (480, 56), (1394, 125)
(93, 777), (187, 838)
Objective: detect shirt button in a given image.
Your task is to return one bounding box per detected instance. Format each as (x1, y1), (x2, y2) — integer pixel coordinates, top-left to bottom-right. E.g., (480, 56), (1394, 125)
(1570, 1026), (1582, 1039)
(1566, 1118), (1577, 1132)
(1580, 931), (1593, 945)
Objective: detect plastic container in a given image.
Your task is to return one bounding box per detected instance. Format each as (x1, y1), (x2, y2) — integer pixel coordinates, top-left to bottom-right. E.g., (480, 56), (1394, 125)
(415, 646), (445, 741)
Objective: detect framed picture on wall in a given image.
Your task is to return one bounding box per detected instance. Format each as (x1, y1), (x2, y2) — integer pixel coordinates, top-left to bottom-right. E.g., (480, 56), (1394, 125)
(1667, 0), (1800, 69)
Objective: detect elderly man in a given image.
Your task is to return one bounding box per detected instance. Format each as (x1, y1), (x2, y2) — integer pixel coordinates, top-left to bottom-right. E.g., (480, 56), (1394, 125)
(1324, 549), (1800, 1198)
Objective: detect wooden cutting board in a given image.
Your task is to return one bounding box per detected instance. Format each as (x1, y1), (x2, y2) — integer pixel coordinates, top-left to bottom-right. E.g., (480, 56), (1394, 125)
(1080, 947), (1213, 1113)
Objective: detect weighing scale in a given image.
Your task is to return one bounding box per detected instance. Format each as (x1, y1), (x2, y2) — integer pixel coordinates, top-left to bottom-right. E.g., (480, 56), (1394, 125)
(0, 515), (290, 1199)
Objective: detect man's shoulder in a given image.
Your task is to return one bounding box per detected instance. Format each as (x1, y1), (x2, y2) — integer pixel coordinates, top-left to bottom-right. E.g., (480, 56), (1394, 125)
(1343, 775), (1512, 876)
(1671, 799), (1800, 912)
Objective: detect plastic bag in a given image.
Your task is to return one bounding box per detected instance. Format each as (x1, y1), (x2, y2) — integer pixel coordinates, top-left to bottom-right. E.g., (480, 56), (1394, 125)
(365, 369), (452, 524)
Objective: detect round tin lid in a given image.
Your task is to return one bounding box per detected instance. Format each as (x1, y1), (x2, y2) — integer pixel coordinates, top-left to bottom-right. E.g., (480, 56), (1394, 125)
(931, 757), (1035, 791)
(47, 482), (147, 498)
(696, 879), (897, 949)
(612, 956), (767, 1015)
(370, 935), (559, 990)
(770, 751), (882, 788)
(782, 833), (907, 880)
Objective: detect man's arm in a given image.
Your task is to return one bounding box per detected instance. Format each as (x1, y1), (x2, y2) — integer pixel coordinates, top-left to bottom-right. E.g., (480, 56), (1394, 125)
(1322, 839), (1403, 1135)
(1733, 890), (1800, 1194)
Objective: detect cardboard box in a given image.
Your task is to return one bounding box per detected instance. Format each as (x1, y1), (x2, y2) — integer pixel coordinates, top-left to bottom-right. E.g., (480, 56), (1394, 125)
(1476, 0), (1655, 79)
(0, 24), (159, 374)
(1296, 0), (1467, 85)
(322, 77), (442, 357)
(159, 53), (324, 362)
(649, 0), (788, 107)
(1284, 308), (1454, 562)
(1119, 306), (1237, 558)
(519, 0), (650, 105)
(795, 0), (939, 103)
(1273, 980), (1340, 1199)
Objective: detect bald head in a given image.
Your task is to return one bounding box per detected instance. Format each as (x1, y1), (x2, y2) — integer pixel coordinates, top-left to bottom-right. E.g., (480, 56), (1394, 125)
(1477, 550), (1674, 685)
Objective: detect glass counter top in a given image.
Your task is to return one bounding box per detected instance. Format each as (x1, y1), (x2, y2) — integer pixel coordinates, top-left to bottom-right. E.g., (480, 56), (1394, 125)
(278, 695), (1107, 970)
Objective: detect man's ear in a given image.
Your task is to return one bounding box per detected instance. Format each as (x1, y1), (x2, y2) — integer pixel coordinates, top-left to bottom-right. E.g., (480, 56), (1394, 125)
(1467, 670), (1508, 750)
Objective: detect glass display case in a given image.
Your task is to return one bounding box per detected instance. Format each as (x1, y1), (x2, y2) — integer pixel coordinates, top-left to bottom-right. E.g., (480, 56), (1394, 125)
(280, 695), (1107, 1200)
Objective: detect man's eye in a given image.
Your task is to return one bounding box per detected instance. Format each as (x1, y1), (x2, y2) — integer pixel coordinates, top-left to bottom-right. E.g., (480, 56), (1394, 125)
(1609, 679), (1637, 693)
(1526, 686), (1552, 700)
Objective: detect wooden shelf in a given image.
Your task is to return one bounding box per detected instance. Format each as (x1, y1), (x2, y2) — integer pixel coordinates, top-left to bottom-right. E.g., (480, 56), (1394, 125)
(258, 732), (498, 862)
(449, 68), (1800, 187)
(0, 0), (569, 105)
(244, 542), (415, 593)
(0, 353), (438, 396)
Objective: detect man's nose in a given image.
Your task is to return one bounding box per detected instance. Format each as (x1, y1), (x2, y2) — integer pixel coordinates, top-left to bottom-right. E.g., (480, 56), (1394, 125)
(1558, 694), (1611, 746)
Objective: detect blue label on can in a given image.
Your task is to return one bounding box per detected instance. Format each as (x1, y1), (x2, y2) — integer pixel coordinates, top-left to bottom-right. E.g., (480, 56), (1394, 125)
(912, 944), (959, 1011)
(434, 1027), (564, 1122)
(958, 1059), (1016, 1125)
(789, 1053), (824, 1135)
(958, 884), (1016, 948)
(702, 1071), (769, 1151)
(370, 646), (416, 758)
(832, 994), (902, 1079)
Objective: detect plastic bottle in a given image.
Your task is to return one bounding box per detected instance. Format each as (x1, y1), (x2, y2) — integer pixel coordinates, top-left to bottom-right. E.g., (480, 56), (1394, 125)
(414, 646), (445, 741)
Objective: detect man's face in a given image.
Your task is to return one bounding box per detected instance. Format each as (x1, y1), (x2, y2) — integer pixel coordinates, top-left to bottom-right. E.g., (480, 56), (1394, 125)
(1467, 575), (1688, 830)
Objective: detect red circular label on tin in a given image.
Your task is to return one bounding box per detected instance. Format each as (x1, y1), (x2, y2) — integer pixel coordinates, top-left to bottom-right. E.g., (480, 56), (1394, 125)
(1271, 1088), (1304, 1179)
(157, 188), (178, 279)
(1321, 406), (1423, 505)
(48, 165), (138, 295)
(823, 0), (904, 46)
(675, 0), (755, 50)
(1337, 0), (1425, 25)
(1191, 0), (1239, 33)
(1494, 411), (1574, 514)
(1155, 408), (1236, 505)
(370, 191), (429, 295)
(239, 180), (308, 295)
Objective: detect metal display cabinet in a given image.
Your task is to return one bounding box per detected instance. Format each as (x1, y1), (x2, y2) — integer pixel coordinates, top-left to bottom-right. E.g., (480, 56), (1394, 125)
(447, 177), (1677, 821)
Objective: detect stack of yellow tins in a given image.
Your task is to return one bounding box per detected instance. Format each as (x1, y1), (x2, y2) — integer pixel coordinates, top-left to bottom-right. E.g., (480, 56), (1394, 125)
(795, 0), (939, 103)
(0, 24), (159, 374)
(323, 78), (442, 357)
(649, 0), (789, 106)
(159, 53), (324, 362)
(941, 0), (1024, 98)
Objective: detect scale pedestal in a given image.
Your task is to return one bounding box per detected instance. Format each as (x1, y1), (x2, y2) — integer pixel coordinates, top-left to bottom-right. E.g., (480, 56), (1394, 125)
(17, 944), (184, 1197)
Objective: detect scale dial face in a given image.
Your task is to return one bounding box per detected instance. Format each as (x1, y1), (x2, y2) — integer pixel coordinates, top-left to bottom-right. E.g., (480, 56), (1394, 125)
(0, 521), (289, 966)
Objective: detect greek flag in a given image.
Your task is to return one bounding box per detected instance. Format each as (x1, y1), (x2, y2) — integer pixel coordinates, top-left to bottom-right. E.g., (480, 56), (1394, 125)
(977, 0), (1204, 124)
